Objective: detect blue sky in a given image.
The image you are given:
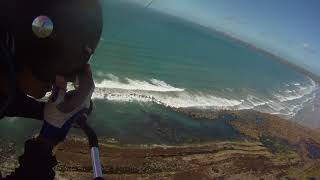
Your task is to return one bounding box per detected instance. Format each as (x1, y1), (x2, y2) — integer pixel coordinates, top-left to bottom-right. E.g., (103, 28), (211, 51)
(123, 0), (320, 75)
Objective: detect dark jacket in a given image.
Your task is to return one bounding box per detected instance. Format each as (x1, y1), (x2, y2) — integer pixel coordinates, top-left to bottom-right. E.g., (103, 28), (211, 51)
(0, 139), (57, 180)
(1, 18), (58, 179)
(0, 14), (57, 180)
(0, 92), (58, 180)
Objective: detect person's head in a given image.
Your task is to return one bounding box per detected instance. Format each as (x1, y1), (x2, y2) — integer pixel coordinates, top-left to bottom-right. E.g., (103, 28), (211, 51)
(1, 0), (103, 98)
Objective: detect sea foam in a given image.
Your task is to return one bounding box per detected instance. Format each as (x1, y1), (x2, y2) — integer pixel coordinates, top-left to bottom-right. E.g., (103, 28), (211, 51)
(92, 74), (318, 118)
(95, 73), (184, 92)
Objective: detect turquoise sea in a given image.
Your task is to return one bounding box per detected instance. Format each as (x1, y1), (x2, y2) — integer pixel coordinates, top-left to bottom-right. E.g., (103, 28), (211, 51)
(0, 0), (318, 145)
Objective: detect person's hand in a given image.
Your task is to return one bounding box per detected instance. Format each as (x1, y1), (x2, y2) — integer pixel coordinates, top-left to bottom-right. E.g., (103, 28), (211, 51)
(40, 66), (95, 146)
(40, 90), (92, 145)
(50, 75), (67, 105)
(39, 110), (88, 146)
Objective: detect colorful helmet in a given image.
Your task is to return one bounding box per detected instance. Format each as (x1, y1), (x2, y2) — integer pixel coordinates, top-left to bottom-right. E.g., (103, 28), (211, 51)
(1, 0), (103, 82)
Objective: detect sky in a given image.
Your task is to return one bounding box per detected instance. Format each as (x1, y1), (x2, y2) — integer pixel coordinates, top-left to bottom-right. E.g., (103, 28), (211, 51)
(122, 0), (320, 75)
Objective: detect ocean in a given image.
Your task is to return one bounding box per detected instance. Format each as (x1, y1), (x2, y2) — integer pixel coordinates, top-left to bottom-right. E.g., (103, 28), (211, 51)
(0, 0), (318, 145)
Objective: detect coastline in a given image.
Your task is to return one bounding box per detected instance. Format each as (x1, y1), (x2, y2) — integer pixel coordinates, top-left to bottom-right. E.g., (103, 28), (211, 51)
(206, 25), (320, 84)
(159, 12), (320, 127)
(1, 4), (320, 179)
(148, 9), (320, 84)
(100, 2), (319, 124)
(292, 88), (320, 128)
(2, 110), (320, 179)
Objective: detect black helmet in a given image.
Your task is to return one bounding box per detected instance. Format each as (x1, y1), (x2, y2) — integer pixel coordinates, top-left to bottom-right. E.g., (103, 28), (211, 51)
(2, 0), (103, 82)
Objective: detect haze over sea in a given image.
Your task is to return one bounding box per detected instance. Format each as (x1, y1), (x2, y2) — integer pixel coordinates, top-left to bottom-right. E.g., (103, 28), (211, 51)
(0, 0), (318, 145)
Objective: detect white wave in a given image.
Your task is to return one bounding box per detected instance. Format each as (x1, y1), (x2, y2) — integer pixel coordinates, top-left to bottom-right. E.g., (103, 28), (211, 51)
(273, 78), (317, 103)
(262, 79), (318, 118)
(95, 73), (184, 92)
(274, 93), (304, 102)
(92, 87), (242, 108)
(246, 95), (270, 107)
(156, 92), (243, 108)
(90, 74), (318, 119)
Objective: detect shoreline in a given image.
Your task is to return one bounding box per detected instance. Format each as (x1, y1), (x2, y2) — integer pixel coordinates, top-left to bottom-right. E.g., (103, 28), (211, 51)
(204, 25), (320, 84)
(291, 88), (320, 128)
(2, 110), (320, 179)
(106, 0), (320, 86)
(101, 2), (319, 126)
(166, 13), (320, 127)
(149, 9), (320, 84)
(212, 29), (320, 85)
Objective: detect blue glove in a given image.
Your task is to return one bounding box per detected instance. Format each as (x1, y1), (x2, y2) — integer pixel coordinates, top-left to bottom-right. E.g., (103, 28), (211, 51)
(39, 109), (88, 145)
(40, 67), (94, 146)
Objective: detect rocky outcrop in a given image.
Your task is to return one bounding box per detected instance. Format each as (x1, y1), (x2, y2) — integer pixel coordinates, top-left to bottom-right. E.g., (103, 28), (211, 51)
(54, 136), (320, 180)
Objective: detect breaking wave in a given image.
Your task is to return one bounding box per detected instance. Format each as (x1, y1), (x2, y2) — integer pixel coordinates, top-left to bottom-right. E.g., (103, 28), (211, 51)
(92, 88), (242, 108)
(92, 74), (318, 118)
(273, 77), (317, 102)
(95, 73), (184, 92)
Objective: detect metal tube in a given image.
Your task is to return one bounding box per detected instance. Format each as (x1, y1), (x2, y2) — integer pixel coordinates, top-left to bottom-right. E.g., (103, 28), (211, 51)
(77, 116), (104, 179)
(91, 147), (103, 179)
